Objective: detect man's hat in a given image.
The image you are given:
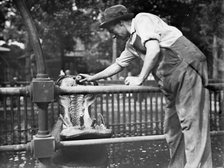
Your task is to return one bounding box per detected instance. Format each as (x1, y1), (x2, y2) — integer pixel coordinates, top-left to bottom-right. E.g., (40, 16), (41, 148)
(99, 5), (134, 28)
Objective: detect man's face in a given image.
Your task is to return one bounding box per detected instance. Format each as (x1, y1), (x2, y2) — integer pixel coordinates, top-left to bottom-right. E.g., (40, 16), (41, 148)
(106, 23), (129, 39)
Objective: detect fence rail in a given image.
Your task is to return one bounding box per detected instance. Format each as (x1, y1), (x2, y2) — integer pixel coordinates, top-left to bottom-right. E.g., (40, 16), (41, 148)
(0, 81), (223, 145)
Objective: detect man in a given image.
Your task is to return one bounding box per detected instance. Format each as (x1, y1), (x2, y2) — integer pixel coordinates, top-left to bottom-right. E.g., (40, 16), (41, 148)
(80, 5), (212, 168)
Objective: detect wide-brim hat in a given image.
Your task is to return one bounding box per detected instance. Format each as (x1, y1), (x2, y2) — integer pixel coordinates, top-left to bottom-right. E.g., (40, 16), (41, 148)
(99, 5), (134, 28)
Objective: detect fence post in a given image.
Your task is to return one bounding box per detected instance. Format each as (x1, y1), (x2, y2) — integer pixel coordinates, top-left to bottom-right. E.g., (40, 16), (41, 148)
(30, 75), (55, 162)
(14, 0), (55, 166)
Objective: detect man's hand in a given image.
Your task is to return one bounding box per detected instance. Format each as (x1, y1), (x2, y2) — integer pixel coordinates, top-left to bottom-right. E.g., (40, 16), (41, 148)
(79, 74), (94, 82)
(124, 76), (144, 86)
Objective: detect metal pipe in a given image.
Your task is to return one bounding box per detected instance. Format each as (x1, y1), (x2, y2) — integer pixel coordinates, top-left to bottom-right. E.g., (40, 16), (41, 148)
(58, 85), (160, 95)
(36, 103), (50, 137)
(0, 131), (224, 152)
(0, 86), (30, 96)
(14, 0), (46, 75)
(0, 143), (31, 152)
(210, 130), (224, 136)
(1, 84), (223, 96)
(206, 83), (224, 90)
(59, 135), (166, 147)
(59, 130), (224, 147)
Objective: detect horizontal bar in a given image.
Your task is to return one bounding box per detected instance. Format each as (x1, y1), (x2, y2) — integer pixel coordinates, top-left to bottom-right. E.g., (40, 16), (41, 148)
(210, 130), (224, 136)
(0, 131), (223, 152)
(59, 135), (166, 147)
(0, 143), (31, 152)
(0, 86), (30, 96)
(59, 130), (224, 147)
(0, 83), (223, 96)
(57, 85), (160, 95)
(206, 83), (224, 90)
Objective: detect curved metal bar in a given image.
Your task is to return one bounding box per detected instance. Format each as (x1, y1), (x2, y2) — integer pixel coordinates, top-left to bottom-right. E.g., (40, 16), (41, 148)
(14, 0), (46, 75)
(0, 86), (30, 96)
(57, 85), (161, 95)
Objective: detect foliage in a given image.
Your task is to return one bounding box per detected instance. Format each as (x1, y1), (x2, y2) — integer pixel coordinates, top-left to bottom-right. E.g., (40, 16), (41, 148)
(0, 0), (224, 79)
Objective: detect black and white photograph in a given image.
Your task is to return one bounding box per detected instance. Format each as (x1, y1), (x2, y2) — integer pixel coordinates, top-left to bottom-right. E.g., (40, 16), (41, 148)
(0, 0), (224, 167)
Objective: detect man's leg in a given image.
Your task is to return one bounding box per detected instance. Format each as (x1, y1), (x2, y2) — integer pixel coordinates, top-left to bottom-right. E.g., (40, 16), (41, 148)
(175, 67), (212, 168)
(164, 104), (186, 168)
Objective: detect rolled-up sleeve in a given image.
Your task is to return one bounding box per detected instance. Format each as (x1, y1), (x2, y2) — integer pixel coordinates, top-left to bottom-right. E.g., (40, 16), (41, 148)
(134, 14), (161, 46)
(116, 47), (136, 68)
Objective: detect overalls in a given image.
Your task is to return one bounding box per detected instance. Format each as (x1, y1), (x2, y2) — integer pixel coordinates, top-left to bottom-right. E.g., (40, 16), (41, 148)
(132, 35), (212, 168)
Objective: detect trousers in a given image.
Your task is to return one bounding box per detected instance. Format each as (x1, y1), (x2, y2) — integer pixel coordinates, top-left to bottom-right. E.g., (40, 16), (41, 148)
(152, 36), (212, 168)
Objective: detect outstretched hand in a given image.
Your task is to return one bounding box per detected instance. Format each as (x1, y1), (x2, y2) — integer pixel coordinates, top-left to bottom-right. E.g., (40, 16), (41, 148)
(78, 74), (94, 83)
(124, 76), (144, 86)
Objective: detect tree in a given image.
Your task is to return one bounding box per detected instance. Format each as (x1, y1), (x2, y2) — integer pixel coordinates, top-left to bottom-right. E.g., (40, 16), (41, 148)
(1, 0), (223, 80)
(189, 0), (224, 78)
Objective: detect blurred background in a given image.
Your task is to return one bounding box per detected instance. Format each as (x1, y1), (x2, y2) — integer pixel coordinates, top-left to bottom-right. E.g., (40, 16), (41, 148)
(0, 1), (224, 167)
(0, 0), (224, 82)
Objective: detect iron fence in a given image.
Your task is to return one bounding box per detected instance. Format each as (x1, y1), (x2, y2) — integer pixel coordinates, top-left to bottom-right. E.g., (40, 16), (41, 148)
(0, 81), (223, 145)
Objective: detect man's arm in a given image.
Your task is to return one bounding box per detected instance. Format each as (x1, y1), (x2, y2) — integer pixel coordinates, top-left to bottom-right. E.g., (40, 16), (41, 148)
(125, 40), (160, 85)
(139, 40), (160, 81)
(80, 63), (124, 82)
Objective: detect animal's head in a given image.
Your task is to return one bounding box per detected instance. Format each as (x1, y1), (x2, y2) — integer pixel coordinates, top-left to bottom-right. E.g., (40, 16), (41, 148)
(54, 74), (112, 141)
(56, 75), (97, 128)
(56, 75), (98, 87)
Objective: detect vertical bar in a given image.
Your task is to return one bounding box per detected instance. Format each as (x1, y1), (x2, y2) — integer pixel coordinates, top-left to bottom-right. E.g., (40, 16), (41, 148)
(221, 90), (224, 114)
(48, 102), (55, 129)
(134, 93), (137, 135)
(122, 93), (126, 136)
(10, 96), (14, 144)
(144, 93), (148, 135)
(111, 94), (115, 134)
(3, 96), (7, 144)
(36, 103), (50, 137)
(214, 92), (217, 130)
(160, 94), (164, 134)
(218, 91), (222, 114)
(117, 93), (120, 135)
(215, 91), (220, 130)
(94, 95), (98, 120)
(139, 93), (143, 135)
(100, 94), (103, 117)
(31, 101), (35, 135)
(128, 93), (131, 135)
(106, 94), (109, 128)
(209, 91), (213, 129)
(150, 93), (153, 134)
(217, 92), (221, 129)
(156, 92), (159, 134)
(24, 96), (28, 143)
(17, 96), (21, 144)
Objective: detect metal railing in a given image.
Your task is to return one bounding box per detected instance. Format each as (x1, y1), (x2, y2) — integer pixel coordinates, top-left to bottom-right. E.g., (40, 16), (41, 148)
(0, 82), (223, 146)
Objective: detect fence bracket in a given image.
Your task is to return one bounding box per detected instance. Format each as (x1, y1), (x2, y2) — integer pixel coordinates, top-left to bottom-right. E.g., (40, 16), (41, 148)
(31, 136), (55, 158)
